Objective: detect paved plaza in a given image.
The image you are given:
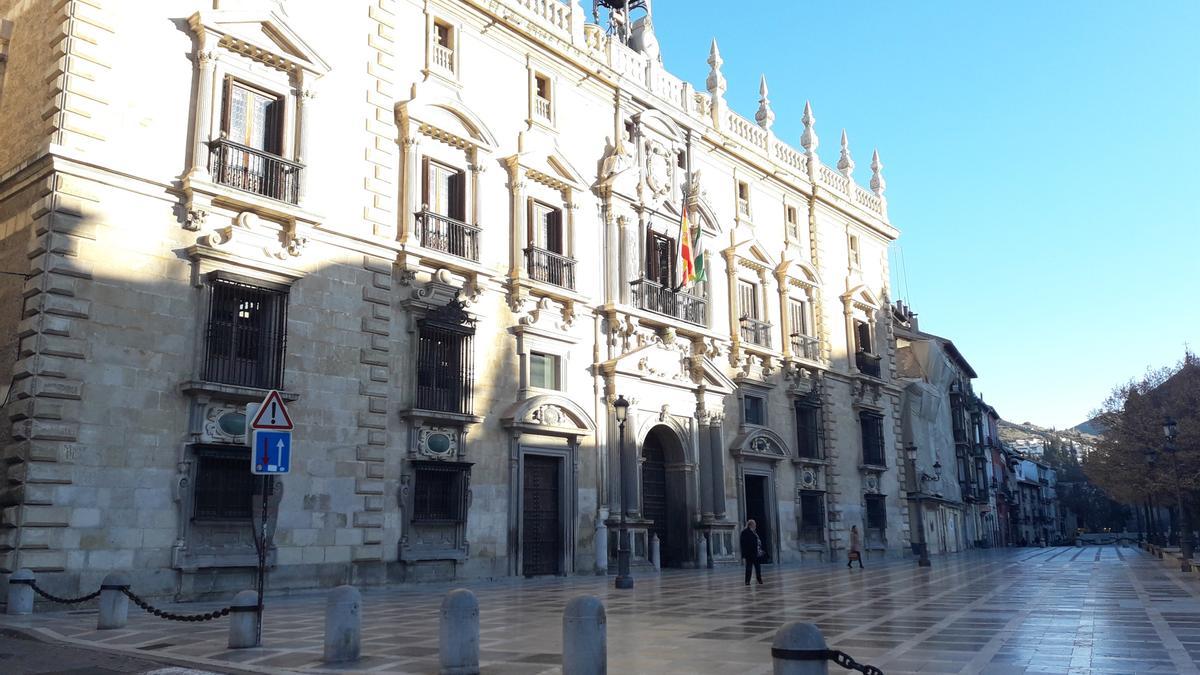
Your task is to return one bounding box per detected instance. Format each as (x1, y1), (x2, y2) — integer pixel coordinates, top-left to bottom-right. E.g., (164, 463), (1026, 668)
(3, 546), (1200, 674)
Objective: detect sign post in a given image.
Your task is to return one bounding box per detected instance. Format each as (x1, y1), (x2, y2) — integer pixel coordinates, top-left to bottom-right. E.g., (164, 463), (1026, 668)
(248, 390), (294, 646)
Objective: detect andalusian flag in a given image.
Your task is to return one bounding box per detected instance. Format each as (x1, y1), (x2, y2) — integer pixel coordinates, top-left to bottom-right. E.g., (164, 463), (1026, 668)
(674, 200), (705, 290)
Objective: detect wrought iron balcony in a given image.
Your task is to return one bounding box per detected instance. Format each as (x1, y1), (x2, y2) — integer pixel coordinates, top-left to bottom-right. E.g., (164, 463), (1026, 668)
(208, 138), (301, 205)
(525, 246), (576, 290)
(417, 211), (480, 261)
(739, 317), (772, 348)
(855, 350), (882, 378)
(790, 333), (820, 360)
(630, 278), (707, 326)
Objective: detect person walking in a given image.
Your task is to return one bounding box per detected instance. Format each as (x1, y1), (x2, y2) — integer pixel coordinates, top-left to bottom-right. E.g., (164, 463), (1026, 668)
(740, 519), (764, 585)
(848, 525), (864, 569)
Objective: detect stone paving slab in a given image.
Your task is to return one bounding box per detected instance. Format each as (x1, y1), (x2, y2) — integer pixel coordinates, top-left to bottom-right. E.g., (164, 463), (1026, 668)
(4, 547), (1200, 674)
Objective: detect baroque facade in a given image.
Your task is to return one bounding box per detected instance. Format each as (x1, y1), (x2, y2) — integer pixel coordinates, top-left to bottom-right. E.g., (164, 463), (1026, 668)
(0, 0), (908, 597)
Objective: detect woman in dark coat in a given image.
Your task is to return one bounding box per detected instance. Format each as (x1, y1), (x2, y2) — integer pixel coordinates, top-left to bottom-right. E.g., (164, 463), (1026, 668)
(740, 519), (764, 585)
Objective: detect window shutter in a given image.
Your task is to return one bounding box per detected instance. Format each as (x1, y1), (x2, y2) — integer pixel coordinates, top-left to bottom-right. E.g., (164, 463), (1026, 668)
(449, 170), (465, 221)
(421, 157), (431, 211)
(220, 76), (233, 137)
(856, 321), (872, 353)
(548, 208), (563, 253)
(645, 229), (658, 282)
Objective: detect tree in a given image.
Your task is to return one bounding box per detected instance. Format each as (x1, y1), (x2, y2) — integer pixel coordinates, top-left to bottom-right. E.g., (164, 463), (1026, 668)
(1084, 353), (1200, 519)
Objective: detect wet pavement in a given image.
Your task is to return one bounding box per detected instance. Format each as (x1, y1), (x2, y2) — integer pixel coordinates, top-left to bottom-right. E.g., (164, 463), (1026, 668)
(2, 546), (1198, 674)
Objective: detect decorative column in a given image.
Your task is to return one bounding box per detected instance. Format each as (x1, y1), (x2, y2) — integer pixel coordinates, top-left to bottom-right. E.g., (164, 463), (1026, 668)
(697, 409), (714, 519)
(295, 86), (315, 206)
(400, 136), (421, 244)
(469, 146), (484, 227)
(708, 418), (727, 519)
(190, 40), (219, 180)
(616, 215), (630, 304)
(774, 268), (791, 359)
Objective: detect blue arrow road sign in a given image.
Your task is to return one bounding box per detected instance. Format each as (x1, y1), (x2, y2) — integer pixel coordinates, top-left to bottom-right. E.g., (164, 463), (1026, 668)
(251, 430), (292, 475)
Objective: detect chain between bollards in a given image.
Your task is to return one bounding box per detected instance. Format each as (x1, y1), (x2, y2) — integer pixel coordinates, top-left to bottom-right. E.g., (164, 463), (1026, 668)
(771, 647), (885, 675)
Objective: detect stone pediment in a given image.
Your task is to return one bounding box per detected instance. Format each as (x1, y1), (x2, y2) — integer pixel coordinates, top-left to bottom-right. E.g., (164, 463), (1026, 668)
(604, 338), (734, 394)
(501, 395), (595, 437)
(191, 9), (330, 76)
(731, 428), (791, 461)
(399, 92), (498, 151)
(505, 131), (585, 191)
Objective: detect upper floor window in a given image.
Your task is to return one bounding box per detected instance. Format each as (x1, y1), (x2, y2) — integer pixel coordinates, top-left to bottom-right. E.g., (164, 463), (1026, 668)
(738, 280), (760, 320)
(526, 200), (573, 289)
(849, 234), (861, 268)
(432, 20), (455, 74)
(424, 159), (466, 221)
(854, 319), (881, 377)
(795, 404), (821, 459)
(415, 300), (475, 415)
(646, 232), (675, 287)
(737, 181), (751, 217)
(786, 205), (800, 240)
(534, 73), (552, 122)
(789, 299), (817, 360)
(859, 411), (885, 466)
(210, 79), (299, 203)
(738, 279), (770, 348)
(529, 351), (560, 390)
(743, 394), (765, 426)
(202, 273), (288, 390)
(864, 493), (886, 545)
(799, 491), (825, 543)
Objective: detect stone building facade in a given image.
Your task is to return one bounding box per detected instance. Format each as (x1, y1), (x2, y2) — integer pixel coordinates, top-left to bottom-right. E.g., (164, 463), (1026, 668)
(0, 0), (907, 597)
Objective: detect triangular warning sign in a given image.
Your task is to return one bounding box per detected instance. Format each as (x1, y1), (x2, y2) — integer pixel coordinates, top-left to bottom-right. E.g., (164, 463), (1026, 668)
(250, 390), (294, 430)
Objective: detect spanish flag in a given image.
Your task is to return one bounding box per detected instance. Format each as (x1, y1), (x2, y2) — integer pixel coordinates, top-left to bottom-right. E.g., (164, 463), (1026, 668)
(674, 200), (705, 289)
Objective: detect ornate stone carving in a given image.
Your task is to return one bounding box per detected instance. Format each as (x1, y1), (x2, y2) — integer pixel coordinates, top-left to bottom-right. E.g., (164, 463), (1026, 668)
(864, 473), (880, 494)
(417, 427), (459, 460)
(201, 403), (248, 444)
(748, 435), (785, 458)
(185, 209), (208, 232)
(799, 467), (818, 490)
(528, 404), (567, 427)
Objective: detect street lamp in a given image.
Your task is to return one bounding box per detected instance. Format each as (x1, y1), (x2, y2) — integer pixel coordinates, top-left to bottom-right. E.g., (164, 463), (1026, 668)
(1164, 416), (1193, 570)
(906, 445), (941, 568)
(613, 395), (634, 590)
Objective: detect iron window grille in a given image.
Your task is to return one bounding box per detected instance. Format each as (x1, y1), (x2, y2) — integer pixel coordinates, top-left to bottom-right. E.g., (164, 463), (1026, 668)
(192, 445), (254, 521)
(411, 462), (469, 523)
(799, 491), (825, 543)
(859, 412), (886, 467)
(743, 394), (765, 426)
(415, 298), (476, 415)
(795, 404), (822, 459)
(865, 493), (887, 545)
(202, 272), (288, 390)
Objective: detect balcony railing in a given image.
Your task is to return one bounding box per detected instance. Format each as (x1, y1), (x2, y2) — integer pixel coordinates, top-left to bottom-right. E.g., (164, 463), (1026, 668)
(739, 317), (772, 348)
(432, 44), (454, 72)
(630, 278), (707, 326)
(525, 246), (576, 290)
(790, 333), (820, 360)
(208, 138), (301, 205)
(417, 211), (480, 261)
(855, 350), (882, 378)
(535, 96), (552, 120)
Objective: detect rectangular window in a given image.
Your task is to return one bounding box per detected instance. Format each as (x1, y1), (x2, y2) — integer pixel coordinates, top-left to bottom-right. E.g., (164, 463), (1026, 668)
(534, 73), (551, 121)
(799, 491), (825, 543)
(796, 404), (821, 459)
(192, 446), (254, 521)
(223, 80), (282, 154)
(432, 20), (454, 73)
(203, 273), (288, 390)
(860, 411), (885, 466)
(530, 201), (564, 254)
(786, 205), (799, 239)
(854, 320), (872, 354)
(416, 320), (474, 415)
(646, 232), (674, 287)
(423, 159), (466, 221)
(865, 493), (886, 542)
(529, 352), (560, 390)
(412, 464), (466, 523)
(738, 280), (759, 320)
(737, 181), (750, 216)
(849, 234), (861, 268)
(743, 394), (765, 426)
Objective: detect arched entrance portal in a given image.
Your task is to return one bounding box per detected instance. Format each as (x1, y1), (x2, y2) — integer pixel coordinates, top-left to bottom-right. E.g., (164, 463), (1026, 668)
(641, 425), (689, 567)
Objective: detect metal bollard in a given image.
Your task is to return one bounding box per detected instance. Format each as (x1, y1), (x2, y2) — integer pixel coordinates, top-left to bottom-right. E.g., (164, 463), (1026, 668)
(439, 588), (479, 675)
(650, 534), (661, 572)
(228, 590), (261, 649)
(771, 622), (828, 675)
(562, 595), (606, 675)
(7, 569), (35, 615)
(323, 585), (362, 663)
(97, 572), (131, 629)
(698, 535), (709, 569)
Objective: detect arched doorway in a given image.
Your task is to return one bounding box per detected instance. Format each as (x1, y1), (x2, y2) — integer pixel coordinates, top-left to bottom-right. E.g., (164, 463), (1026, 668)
(641, 425), (689, 567)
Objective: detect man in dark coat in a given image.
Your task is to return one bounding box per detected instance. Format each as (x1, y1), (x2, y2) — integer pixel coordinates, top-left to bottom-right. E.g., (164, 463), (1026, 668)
(740, 519), (764, 585)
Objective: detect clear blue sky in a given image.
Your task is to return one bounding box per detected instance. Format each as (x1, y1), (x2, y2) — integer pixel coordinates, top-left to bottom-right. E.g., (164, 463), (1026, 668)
(649, 0), (1200, 429)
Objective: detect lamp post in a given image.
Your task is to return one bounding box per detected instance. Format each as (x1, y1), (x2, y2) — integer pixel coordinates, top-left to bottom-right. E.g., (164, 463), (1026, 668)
(613, 395), (634, 590)
(1165, 416), (1193, 570)
(906, 444), (941, 568)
